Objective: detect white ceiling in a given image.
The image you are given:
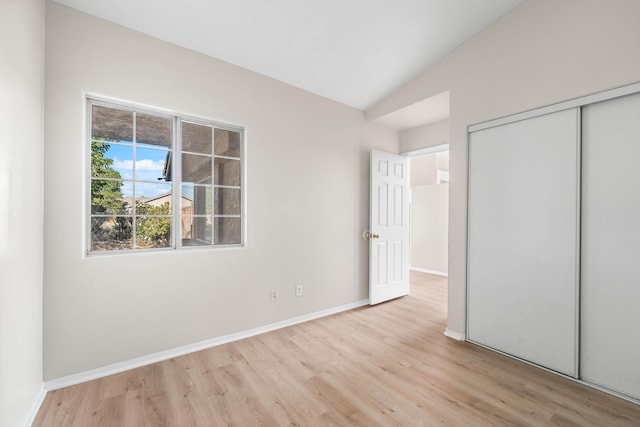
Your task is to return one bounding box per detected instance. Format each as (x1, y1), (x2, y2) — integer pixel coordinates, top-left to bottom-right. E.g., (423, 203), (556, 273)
(53, 0), (522, 114)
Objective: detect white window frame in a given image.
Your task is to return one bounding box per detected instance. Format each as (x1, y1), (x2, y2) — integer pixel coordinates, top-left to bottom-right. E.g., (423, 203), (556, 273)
(86, 96), (246, 255)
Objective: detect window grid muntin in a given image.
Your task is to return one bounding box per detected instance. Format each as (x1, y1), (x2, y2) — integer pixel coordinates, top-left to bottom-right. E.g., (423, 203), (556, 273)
(87, 97), (244, 254)
(178, 120), (242, 246)
(212, 130), (241, 245)
(88, 102), (174, 252)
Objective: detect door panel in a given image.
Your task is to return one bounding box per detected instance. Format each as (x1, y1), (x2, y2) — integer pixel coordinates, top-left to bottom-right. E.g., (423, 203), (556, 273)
(467, 108), (580, 376)
(581, 92), (640, 400)
(369, 150), (409, 305)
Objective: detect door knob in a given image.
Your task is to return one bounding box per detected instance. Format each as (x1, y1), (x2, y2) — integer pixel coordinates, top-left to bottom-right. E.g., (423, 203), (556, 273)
(362, 230), (380, 240)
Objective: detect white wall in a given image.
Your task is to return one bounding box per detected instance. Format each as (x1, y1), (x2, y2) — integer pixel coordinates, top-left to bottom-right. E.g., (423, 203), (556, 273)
(44, 2), (398, 380)
(400, 119), (449, 153)
(436, 151), (449, 173)
(410, 155), (437, 187)
(0, 0), (45, 424)
(368, 0), (640, 337)
(411, 184), (448, 275)
(409, 153), (449, 275)
(409, 152), (449, 185)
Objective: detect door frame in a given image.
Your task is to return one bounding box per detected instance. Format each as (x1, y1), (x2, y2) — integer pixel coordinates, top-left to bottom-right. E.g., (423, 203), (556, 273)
(401, 143), (449, 158)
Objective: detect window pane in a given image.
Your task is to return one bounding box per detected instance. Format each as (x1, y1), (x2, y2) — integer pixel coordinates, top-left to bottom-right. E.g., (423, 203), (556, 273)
(214, 217), (241, 245)
(136, 113), (171, 148)
(91, 179), (126, 214)
(188, 185), (212, 215)
(91, 105), (133, 142)
(214, 188), (240, 215)
(182, 153), (212, 184)
(180, 194), (194, 239)
(180, 183), (195, 207)
(136, 195), (171, 215)
(183, 216), (212, 246)
(135, 147), (170, 183)
(133, 181), (171, 201)
(214, 128), (241, 157)
(214, 158), (240, 186)
(91, 217), (133, 251)
(136, 216), (172, 249)
(182, 122), (212, 154)
(91, 142), (131, 179)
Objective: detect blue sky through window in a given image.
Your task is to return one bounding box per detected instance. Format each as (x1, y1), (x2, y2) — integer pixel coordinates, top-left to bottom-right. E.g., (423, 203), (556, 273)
(104, 143), (170, 198)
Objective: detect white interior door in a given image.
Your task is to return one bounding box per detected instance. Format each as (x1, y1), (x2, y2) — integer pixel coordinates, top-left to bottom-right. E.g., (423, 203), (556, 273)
(369, 149), (410, 305)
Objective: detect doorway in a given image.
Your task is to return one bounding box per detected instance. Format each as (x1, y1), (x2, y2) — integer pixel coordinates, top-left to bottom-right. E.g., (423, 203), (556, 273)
(405, 144), (449, 277)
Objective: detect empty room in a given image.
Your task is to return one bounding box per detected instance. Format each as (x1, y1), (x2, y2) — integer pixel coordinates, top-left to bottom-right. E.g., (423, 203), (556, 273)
(2, 0), (640, 425)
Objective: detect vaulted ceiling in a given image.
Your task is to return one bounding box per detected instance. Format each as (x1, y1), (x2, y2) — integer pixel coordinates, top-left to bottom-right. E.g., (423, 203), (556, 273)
(53, 0), (523, 124)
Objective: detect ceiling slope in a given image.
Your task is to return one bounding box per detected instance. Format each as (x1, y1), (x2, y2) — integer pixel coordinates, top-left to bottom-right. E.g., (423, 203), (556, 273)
(53, 0), (523, 111)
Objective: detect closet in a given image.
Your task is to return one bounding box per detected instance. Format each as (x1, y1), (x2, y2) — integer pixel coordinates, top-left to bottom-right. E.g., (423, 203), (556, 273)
(467, 85), (640, 401)
(581, 92), (640, 400)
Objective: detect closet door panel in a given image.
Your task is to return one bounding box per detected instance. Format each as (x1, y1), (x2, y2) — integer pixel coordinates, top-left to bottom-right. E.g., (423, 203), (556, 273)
(581, 92), (640, 400)
(467, 109), (579, 376)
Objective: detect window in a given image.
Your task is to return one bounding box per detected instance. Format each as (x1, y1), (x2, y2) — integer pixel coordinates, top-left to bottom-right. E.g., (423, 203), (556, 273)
(88, 98), (244, 253)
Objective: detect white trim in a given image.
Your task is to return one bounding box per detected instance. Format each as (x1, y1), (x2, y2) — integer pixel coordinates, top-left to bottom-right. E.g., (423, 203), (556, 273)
(469, 82), (640, 133)
(401, 143), (449, 157)
(44, 299), (369, 391)
(573, 110), (582, 380)
(24, 385), (47, 427)
(410, 266), (448, 277)
(84, 92), (246, 129)
(444, 328), (465, 341)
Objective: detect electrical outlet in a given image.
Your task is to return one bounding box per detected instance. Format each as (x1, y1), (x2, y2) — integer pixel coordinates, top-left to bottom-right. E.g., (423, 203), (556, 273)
(295, 285), (303, 297)
(270, 289), (278, 302)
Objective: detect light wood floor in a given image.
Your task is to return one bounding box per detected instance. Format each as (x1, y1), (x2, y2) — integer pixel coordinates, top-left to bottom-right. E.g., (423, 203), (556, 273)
(34, 271), (640, 426)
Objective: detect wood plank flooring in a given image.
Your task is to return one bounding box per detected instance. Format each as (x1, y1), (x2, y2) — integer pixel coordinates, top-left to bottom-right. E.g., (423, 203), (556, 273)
(34, 271), (640, 426)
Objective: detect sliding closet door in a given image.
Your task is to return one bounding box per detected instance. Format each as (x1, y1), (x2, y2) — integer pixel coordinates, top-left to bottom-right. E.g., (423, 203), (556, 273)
(467, 109), (579, 376)
(581, 92), (640, 400)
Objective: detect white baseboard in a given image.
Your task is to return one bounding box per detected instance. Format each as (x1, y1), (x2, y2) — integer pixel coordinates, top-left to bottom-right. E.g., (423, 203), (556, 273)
(444, 328), (466, 341)
(410, 266), (448, 277)
(45, 299), (369, 391)
(25, 384), (47, 427)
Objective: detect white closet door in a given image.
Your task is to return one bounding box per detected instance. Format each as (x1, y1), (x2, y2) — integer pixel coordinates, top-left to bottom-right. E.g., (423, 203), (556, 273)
(467, 109), (580, 376)
(581, 92), (640, 400)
